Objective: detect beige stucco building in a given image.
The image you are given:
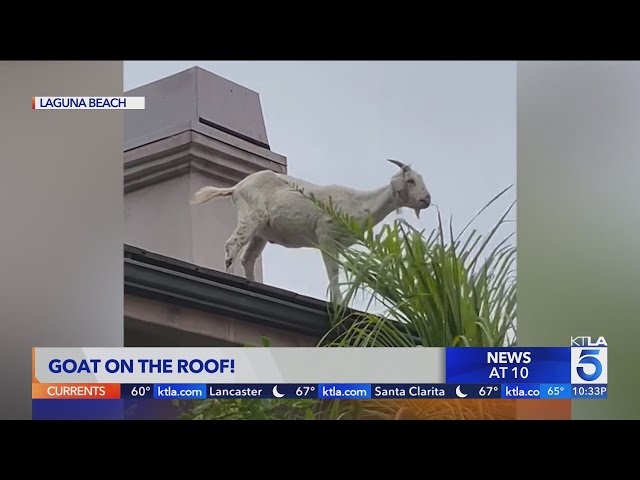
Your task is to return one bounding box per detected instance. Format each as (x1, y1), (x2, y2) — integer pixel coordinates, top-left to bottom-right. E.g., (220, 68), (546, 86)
(123, 67), (329, 348)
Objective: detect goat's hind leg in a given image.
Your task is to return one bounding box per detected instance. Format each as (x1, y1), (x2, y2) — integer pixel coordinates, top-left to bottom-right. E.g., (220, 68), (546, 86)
(241, 235), (268, 281)
(224, 212), (266, 273)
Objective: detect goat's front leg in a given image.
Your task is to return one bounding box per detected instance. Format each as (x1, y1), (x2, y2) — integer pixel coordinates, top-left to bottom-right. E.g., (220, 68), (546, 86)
(318, 220), (344, 304)
(321, 251), (342, 304)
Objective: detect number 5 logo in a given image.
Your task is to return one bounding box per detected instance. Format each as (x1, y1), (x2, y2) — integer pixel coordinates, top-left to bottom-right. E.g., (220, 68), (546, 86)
(576, 349), (602, 381)
(571, 346), (607, 384)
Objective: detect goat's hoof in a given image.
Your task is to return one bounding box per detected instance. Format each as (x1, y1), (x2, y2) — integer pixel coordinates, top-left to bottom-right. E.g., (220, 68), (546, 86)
(225, 259), (234, 271)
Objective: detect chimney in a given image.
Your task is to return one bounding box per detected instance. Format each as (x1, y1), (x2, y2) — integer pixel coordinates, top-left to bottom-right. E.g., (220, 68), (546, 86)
(123, 66), (287, 281)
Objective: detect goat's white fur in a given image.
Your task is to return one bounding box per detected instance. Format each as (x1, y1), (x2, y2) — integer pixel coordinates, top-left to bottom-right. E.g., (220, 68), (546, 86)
(190, 159), (431, 303)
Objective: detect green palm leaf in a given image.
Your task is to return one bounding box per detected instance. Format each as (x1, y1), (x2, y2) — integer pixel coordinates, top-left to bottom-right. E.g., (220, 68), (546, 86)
(298, 185), (517, 348)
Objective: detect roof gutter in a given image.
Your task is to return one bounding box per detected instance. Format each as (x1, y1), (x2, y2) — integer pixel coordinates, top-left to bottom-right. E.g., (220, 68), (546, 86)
(124, 245), (331, 338)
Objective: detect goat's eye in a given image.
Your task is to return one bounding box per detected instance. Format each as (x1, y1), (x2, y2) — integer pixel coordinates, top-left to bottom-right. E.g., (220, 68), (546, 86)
(407, 179), (415, 186)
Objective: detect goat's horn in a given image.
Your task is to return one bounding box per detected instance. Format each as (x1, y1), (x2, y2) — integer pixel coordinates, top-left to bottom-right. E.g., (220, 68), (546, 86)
(387, 159), (410, 171)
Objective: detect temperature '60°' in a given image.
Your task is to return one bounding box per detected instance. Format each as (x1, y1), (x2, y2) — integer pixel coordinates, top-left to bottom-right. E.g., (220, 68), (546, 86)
(130, 385), (151, 397)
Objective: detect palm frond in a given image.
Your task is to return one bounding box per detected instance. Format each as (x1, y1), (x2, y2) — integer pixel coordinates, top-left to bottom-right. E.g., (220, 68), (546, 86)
(295, 186), (517, 348)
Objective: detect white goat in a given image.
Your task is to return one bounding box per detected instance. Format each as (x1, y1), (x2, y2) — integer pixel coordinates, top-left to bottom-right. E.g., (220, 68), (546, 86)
(190, 159), (431, 303)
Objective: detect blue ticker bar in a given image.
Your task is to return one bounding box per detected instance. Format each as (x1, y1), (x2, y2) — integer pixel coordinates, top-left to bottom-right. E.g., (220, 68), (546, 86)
(114, 383), (609, 401)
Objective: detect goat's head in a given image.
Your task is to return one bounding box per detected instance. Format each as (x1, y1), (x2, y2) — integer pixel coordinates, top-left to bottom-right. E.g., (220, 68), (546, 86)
(387, 159), (431, 219)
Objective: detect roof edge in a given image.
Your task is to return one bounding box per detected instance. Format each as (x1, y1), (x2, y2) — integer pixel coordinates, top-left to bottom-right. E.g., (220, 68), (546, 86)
(124, 245), (331, 338)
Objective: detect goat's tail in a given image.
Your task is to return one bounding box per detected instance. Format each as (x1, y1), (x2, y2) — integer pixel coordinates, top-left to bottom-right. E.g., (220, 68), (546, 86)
(189, 186), (235, 205)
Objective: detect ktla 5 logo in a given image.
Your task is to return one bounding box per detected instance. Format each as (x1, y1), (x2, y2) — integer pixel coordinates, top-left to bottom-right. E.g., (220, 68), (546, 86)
(571, 337), (608, 384)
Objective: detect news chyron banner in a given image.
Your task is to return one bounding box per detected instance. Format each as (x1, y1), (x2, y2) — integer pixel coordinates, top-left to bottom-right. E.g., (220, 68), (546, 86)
(32, 337), (608, 419)
(32, 347), (445, 403)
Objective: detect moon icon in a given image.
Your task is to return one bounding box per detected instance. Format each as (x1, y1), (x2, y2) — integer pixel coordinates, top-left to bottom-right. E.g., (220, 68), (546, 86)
(455, 385), (468, 398)
(272, 385), (285, 398)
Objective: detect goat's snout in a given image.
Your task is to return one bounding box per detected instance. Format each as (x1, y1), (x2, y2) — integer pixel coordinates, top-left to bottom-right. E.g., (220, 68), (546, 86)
(420, 193), (431, 207)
